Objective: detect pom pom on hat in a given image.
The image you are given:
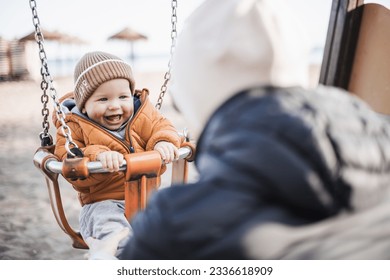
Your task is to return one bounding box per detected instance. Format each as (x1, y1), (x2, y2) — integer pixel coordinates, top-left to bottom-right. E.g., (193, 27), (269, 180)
(73, 51), (135, 110)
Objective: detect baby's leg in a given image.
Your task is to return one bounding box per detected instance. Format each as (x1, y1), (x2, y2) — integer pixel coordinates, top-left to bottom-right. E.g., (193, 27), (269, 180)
(79, 200), (132, 256)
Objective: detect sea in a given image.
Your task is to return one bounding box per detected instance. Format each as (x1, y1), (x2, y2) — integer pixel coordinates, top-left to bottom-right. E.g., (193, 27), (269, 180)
(47, 53), (171, 77)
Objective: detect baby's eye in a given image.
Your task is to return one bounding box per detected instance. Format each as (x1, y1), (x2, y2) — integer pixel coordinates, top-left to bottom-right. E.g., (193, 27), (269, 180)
(98, 97), (108, 102)
(119, 95), (131, 100)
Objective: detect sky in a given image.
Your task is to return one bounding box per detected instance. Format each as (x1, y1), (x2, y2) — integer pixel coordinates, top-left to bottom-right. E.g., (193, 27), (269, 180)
(1, 0), (205, 54)
(1, 0), (389, 68)
(1, 0), (333, 53)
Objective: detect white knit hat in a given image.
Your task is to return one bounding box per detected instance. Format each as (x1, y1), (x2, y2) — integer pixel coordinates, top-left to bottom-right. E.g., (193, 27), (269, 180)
(170, 0), (310, 139)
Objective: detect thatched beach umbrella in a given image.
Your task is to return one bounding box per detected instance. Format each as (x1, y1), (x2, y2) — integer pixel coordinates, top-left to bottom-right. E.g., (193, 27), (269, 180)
(19, 29), (67, 42)
(60, 34), (88, 45)
(18, 29), (87, 78)
(19, 29), (87, 45)
(108, 27), (148, 63)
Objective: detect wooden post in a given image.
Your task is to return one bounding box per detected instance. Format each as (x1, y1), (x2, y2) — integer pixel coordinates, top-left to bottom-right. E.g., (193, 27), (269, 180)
(319, 0), (364, 89)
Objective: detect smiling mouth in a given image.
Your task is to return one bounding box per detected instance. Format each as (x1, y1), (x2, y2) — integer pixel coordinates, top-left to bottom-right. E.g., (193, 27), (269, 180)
(104, 114), (122, 122)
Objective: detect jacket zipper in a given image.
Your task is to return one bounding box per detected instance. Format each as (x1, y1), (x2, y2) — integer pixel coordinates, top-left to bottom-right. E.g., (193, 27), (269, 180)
(125, 91), (147, 153)
(79, 118), (132, 153)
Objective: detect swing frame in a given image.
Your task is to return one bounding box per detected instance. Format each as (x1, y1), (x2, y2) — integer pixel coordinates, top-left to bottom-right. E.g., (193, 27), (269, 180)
(29, 0), (195, 249)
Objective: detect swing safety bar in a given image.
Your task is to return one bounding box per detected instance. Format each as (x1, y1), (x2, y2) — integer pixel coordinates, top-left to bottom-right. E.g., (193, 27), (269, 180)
(34, 147), (192, 174)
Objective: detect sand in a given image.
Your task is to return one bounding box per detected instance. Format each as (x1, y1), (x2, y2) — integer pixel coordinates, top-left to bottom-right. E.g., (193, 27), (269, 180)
(0, 72), (192, 260)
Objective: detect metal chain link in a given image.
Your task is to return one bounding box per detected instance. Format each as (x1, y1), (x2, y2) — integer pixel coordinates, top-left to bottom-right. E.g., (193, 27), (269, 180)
(29, 0), (79, 156)
(155, 0), (178, 110)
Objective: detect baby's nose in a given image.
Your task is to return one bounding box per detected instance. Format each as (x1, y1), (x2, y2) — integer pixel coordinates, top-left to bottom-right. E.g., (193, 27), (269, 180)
(108, 100), (120, 110)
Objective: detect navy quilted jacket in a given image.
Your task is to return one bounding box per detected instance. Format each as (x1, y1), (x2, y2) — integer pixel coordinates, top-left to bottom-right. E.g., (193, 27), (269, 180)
(120, 86), (390, 259)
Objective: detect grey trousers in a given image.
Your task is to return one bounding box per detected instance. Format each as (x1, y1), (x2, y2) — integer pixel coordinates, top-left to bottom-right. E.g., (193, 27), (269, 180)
(79, 200), (132, 256)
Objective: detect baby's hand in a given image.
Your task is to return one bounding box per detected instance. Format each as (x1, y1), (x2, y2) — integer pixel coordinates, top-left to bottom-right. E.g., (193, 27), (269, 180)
(154, 141), (179, 164)
(97, 151), (124, 172)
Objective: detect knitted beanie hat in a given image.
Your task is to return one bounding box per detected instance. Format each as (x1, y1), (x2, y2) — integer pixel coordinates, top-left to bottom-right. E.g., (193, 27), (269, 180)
(73, 51), (135, 110)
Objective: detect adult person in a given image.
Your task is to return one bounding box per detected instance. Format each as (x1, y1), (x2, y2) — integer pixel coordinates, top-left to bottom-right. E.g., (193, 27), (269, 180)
(91, 0), (390, 259)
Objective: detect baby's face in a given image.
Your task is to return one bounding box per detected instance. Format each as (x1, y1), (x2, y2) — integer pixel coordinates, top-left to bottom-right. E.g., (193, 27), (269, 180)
(83, 78), (134, 130)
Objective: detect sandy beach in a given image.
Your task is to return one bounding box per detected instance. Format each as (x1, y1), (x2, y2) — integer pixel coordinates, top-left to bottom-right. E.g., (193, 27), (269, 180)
(0, 71), (193, 260)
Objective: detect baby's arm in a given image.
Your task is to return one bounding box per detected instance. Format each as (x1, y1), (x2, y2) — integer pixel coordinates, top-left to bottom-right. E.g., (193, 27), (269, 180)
(97, 151), (124, 172)
(154, 141), (179, 164)
(54, 120), (123, 171)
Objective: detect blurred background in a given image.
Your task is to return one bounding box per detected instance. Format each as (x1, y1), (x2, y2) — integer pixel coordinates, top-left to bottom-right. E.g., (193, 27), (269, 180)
(1, 0), (389, 80)
(0, 0), (336, 80)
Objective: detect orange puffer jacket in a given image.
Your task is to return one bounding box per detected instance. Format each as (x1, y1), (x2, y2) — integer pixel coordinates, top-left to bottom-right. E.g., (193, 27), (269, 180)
(53, 88), (182, 206)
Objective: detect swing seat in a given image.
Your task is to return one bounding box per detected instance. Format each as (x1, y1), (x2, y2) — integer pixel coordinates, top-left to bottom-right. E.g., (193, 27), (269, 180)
(33, 144), (195, 249)
(28, 0), (186, 252)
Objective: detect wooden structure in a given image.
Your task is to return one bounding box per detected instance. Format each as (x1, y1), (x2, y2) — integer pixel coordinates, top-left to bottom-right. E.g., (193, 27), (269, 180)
(0, 38), (29, 81)
(320, 0), (390, 114)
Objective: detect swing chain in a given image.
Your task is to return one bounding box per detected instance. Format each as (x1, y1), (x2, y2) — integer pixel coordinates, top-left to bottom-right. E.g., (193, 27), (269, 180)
(155, 0), (178, 110)
(29, 0), (79, 156)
